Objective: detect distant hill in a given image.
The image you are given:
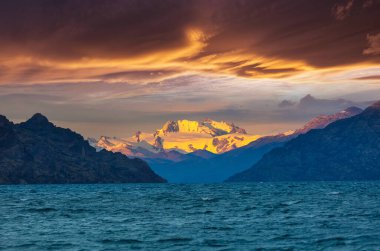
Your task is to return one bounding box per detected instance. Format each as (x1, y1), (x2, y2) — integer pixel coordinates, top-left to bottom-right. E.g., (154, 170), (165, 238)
(227, 102), (380, 182)
(0, 114), (165, 184)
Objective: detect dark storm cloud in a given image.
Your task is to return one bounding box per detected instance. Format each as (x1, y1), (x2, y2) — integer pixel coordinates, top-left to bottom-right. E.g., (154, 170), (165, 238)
(0, 0), (199, 60)
(0, 0), (379, 77)
(199, 0), (380, 68)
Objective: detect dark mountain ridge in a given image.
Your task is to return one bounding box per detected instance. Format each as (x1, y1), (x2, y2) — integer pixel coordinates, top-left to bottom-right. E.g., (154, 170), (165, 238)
(0, 113), (165, 184)
(228, 101), (380, 182)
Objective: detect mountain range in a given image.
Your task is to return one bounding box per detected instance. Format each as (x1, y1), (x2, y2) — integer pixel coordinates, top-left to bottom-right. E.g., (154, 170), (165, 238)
(228, 102), (380, 182)
(1, 103), (375, 184)
(0, 114), (165, 184)
(89, 119), (261, 158)
(146, 106), (363, 182)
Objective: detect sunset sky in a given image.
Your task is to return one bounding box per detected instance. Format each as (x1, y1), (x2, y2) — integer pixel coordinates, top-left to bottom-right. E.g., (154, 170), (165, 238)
(0, 0), (379, 137)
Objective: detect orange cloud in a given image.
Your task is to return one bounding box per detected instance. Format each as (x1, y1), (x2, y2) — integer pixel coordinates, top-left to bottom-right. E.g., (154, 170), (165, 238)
(0, 0), (379, 85)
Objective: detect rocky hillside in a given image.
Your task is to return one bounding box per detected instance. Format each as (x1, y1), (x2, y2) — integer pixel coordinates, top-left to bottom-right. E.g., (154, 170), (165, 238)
(0, 114), (165, 184)
(228, 102), (380, 182)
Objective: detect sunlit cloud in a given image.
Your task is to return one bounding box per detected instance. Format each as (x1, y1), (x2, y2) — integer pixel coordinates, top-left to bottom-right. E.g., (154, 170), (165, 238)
(0, 0), (379, 138)
(0, 0), (379, 85)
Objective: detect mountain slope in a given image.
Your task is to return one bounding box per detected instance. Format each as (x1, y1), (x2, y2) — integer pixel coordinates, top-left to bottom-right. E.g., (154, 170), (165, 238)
(227, 102), (380, 182)
(294, 106), (363, 134)
(147, 135), (288, 183)
(148, 106), (363, 183)
(0, 114), (165, 184)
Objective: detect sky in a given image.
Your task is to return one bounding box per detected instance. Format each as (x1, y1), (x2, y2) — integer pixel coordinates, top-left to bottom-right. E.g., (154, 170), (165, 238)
(0, 0), (379, 137)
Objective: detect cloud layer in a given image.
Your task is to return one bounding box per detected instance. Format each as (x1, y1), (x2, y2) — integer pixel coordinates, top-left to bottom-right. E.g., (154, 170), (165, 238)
(0, 0), (380, 84)
(1, 75), (378, 137)
(1, 1), (379, 137)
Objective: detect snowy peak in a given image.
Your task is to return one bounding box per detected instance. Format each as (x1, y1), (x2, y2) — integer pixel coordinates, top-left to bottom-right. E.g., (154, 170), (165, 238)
(96, 136), (116, 149)
(90, 118), (258, 157)
(202, 119), (247, 135)
(343, 106), (363, 115)
(156, 119), (247, 137)
(295, 106), (363, 134)
(89, 106), (369, 160)
(161, 121), (180, 134)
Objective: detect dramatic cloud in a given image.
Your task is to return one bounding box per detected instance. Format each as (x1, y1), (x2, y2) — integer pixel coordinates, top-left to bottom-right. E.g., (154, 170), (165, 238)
(1, 75), (378, 137)
(0, 0), (379, 84)
(0, 1), (379, 137)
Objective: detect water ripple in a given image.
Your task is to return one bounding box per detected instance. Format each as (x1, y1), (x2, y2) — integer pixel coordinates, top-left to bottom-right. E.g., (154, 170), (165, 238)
(1, 182), (380, 250)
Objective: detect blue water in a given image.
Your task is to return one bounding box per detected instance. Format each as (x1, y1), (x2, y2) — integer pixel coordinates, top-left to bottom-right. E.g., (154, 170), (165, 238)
(1, 182), (380, 250)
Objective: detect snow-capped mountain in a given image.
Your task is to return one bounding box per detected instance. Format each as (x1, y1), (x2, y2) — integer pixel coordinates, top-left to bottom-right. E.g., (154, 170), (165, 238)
(156, 119), (247, 137)
(89, 107), (363, 161)
(89, 119), (261, 157)
(294, 106), (363, 134)
(147, 106), (364, 183)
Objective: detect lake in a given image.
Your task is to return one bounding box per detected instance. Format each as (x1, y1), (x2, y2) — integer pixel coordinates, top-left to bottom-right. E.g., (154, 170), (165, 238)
(1, 182), (380, 250)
